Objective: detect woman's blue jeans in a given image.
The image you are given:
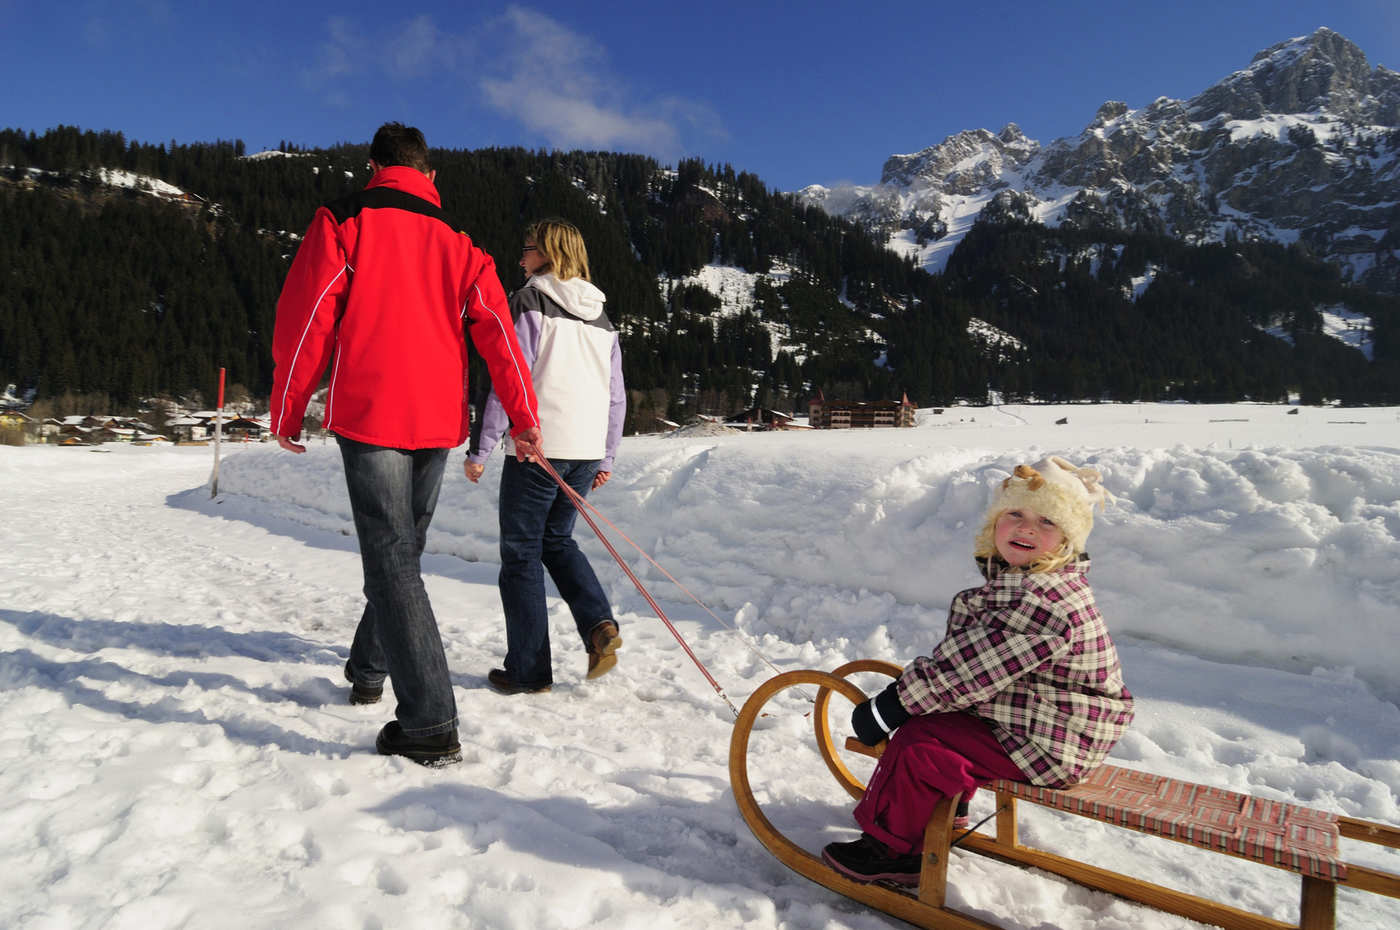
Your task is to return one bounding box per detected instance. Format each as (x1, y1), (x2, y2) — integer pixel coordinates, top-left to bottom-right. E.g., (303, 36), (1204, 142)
(338, 435), (457, 736)
(498, 456), (614, 687)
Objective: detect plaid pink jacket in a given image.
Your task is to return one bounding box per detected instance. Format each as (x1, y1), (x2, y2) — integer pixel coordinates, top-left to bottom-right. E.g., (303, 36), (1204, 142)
(895, 557), (1134, 787)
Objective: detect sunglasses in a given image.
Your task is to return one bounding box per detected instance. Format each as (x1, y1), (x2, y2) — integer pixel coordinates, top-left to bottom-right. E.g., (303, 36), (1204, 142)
(521, 245), (537, 252)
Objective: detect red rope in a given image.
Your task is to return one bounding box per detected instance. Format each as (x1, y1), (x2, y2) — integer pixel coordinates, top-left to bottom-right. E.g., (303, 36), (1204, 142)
(531, 456), (740, 717)
(532, 462), (788, 677)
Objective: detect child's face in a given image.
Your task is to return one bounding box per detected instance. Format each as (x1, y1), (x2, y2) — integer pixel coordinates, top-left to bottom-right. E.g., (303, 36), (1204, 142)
(993, 506), (1066, 568)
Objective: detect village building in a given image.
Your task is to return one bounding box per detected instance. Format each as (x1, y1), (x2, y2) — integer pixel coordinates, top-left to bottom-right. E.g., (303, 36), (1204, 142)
(166, 416), (209, 442)
(807, 391), (916, 429)
(223, 416), (267, 442)
(57, 423), (98, 443)
(723, 407), (804, 431)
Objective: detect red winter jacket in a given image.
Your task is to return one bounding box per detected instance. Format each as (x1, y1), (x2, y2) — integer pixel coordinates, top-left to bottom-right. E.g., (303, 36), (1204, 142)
(269, 166), (538, 448)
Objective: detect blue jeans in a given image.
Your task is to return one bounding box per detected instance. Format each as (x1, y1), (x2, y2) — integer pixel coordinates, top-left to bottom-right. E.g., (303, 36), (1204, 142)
(498, 457), (614, 686)
(338, 435), (457, 736)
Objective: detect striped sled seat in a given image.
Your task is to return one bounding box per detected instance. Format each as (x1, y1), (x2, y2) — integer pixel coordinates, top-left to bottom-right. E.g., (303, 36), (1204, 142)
(992, 764), (1343, 880)
(949, 762), (1400, 930)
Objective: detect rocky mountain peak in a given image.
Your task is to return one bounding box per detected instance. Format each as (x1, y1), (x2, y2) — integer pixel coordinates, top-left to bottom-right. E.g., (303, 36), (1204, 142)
(798, 27), (1400, 295)
(1093, 101), (1130, 124)
(1190, 27), (1382, 122)
(880, 123), (1039, 193)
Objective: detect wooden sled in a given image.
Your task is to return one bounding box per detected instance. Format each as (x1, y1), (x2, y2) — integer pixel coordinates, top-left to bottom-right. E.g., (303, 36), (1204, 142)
(729, 661), (1400, 930)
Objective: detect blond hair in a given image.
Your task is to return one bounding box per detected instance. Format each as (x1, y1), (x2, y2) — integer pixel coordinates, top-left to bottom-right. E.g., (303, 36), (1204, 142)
(972, 509), (1078, 574)
(526, 218), (591, 281)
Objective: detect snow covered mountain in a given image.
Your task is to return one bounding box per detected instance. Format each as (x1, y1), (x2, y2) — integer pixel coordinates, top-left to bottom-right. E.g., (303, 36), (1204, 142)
(799, 28), (1400, 294)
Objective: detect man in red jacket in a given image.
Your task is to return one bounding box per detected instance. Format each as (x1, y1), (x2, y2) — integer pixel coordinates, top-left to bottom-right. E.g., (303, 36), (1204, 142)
(270, 122), (542, 766)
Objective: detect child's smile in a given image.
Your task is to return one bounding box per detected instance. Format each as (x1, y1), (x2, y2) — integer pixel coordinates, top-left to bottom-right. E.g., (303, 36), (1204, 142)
(994, 507), (1066, 567)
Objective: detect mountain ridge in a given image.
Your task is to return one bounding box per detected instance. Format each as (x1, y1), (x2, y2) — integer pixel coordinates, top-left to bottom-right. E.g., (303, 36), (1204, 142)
(3, 88), (1399, 414)
(800, 28), (1400, 295)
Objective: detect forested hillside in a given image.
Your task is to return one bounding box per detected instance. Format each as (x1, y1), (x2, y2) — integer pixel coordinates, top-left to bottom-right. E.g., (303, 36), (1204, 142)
(2, 125), (1398, 427)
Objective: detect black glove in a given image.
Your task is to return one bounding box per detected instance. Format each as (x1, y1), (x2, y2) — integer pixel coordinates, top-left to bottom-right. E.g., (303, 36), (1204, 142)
(850, 682), (911, 746)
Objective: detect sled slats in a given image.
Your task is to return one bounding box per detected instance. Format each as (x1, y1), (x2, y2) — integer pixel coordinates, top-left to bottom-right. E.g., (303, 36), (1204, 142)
(1338, 815), (1400, 850)
(988, 765), (1344, 881)
(1339, 863), (1400, 898)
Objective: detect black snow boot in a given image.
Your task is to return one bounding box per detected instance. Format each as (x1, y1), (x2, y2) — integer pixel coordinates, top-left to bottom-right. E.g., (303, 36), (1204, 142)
(821, 833), (921, 885)
(375, 721), (462, 767)
(344, 660), (383, 705)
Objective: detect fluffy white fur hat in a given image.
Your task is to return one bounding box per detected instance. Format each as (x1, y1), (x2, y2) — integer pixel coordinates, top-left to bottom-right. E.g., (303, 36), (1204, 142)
(985, 455), (1108, 555)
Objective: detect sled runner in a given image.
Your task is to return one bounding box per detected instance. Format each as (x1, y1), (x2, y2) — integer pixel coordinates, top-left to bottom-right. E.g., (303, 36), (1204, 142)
(729, 660), (1400, 930)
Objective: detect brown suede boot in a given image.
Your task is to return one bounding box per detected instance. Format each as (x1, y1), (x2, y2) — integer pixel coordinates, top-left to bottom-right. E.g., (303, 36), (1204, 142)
(586, 620), (622, 679)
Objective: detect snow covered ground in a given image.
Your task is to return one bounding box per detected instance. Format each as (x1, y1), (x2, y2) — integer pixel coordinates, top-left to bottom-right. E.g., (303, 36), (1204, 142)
(2, 402), (1398, 929)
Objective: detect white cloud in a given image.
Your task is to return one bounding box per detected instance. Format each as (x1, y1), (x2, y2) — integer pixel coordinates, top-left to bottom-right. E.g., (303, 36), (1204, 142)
(307, 16), (361, 83)
(477, 4), (722, 157)
(480, 80), (682, 153)
(298, 6), (723, 154)
(387, 15), (459, 80)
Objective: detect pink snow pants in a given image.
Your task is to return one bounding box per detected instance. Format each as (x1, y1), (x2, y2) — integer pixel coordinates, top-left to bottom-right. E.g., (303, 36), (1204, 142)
(853, 711), (1027, 854)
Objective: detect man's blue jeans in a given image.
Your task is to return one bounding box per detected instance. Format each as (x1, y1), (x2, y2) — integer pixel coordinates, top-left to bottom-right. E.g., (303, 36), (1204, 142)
(338, 435), (457, 737)
(498, 457), (614, 686)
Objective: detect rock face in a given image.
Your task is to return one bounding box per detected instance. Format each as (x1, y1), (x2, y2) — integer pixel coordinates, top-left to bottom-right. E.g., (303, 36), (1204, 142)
(799, 28), (1400, 293)
(880, 124), (1040, 194)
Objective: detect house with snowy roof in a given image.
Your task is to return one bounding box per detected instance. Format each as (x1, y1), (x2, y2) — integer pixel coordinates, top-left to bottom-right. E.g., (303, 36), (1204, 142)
(723, 407), (803, 431)
(166, 416), (210, 443)
(807, 390), (916, 429)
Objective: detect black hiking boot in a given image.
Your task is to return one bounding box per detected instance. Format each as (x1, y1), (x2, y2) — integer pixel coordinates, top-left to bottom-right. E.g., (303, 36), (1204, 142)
(487, 668), (552, 695)
(821, 833), (921, 886)
(345, 660), (383, 705)
(375, 721), (462, 767)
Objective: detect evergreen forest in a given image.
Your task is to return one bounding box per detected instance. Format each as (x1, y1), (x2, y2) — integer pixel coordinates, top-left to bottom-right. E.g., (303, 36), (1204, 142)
(2, 125), (1398, 433)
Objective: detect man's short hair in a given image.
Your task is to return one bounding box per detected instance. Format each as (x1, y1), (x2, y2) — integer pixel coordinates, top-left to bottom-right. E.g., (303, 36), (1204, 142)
(370, 122), (430, 172)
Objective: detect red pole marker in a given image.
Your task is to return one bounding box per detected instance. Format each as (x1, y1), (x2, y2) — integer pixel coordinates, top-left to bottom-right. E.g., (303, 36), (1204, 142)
(210, 367), (226, 497)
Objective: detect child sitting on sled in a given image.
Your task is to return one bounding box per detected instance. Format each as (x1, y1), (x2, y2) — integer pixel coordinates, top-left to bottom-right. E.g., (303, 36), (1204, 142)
(822, 456), (1135, 885)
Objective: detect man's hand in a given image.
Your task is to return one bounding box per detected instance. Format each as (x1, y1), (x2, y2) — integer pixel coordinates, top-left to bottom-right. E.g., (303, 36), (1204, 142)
(513, 427), (543, 462)
(592, 470), (611, 490)
(277, 435), (306, 454)
(464, 461), (486, 483)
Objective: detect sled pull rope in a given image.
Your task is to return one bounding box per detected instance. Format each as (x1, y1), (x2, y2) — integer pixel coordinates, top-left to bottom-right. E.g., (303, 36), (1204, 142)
(534, 459), (813, 710)
(533, 456), (741, 717)
(538, 461), (791, 680)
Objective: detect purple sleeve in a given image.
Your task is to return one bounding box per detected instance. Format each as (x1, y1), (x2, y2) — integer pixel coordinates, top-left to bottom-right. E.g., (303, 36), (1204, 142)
(468, 294), (542, 465)
(600, 335), (626, 472)
(469, 393), (510, 464)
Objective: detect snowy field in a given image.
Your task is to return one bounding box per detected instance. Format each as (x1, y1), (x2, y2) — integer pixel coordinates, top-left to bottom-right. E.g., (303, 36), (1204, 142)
(2, 402), (1399, 929)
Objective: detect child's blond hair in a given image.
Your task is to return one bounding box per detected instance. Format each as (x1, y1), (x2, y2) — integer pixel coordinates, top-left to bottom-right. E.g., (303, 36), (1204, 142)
(972, 511), (1078, 574)
(526, 218), (591, 282)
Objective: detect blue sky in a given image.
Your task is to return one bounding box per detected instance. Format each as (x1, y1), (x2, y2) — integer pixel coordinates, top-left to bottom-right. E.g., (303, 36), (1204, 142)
(2, 1), (1397, 192)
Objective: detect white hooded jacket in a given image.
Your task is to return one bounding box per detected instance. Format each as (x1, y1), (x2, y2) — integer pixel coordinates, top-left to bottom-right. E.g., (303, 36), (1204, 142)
(469, 273), (625, 469)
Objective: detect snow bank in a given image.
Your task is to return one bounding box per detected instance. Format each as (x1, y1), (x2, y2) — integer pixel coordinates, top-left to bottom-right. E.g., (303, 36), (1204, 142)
(220, 417), (1400, 699)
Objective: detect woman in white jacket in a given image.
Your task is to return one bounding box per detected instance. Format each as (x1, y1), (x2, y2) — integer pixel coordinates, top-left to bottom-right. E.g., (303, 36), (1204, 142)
(466, 219), (626, 693)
